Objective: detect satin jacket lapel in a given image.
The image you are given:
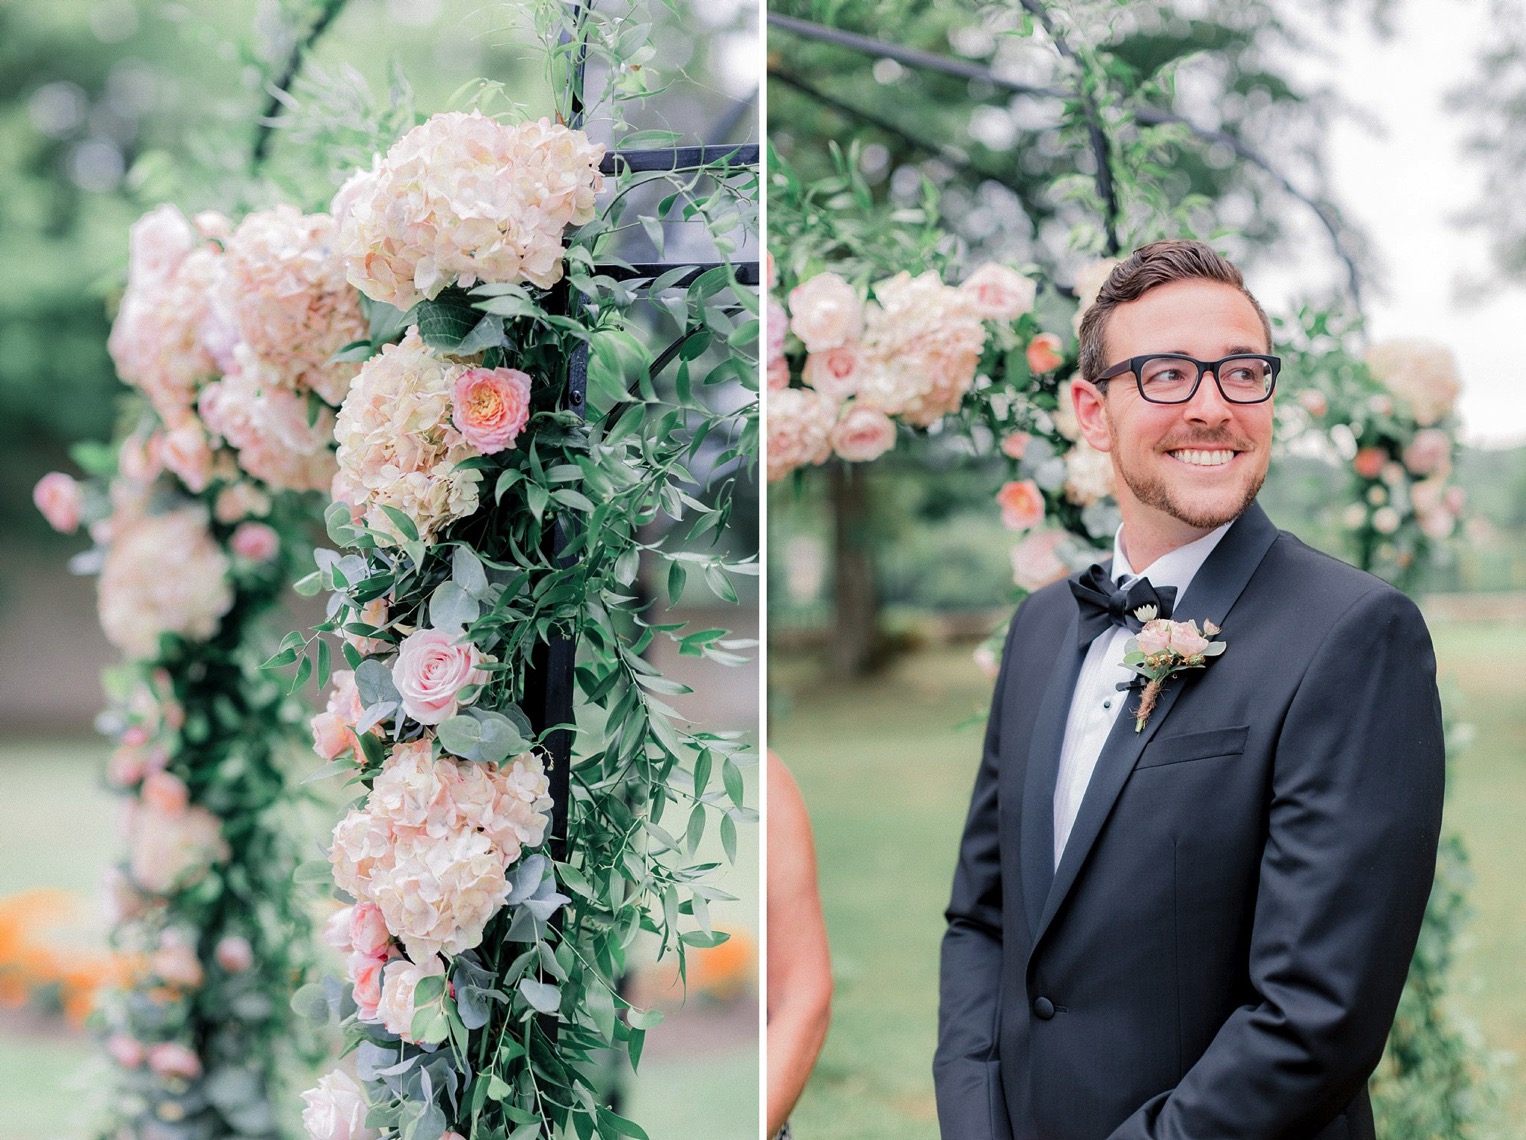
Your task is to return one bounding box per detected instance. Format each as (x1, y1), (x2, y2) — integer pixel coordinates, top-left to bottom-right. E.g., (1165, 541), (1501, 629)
(1032, 503), (1281, 951)
(1019, 609), (1086, 942)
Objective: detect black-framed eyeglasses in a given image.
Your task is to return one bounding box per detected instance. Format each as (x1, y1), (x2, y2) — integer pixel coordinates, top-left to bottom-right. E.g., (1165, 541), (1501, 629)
(1094, 354), (1281, 404)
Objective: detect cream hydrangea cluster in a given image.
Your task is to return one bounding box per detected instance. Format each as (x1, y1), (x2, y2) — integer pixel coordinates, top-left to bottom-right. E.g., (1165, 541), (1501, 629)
(214, 204), (366, 407)
(333, 111), (605, 311)
(329, 739), (551, 963)
(332, 327), (481, 543)
(1365, 339), (1461, 427)
(98, 506), (234, 658)
(854, 271), (989, 427)
(766, 387), (836, 483)
(107, 205), (229, 423)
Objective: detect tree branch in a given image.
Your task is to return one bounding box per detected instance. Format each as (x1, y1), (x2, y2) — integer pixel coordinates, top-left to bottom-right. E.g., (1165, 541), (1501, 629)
(251, 0), (349, 169)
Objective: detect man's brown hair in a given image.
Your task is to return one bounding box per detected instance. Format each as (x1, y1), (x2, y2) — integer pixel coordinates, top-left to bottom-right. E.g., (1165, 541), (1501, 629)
(1076, 239), (1273, 384)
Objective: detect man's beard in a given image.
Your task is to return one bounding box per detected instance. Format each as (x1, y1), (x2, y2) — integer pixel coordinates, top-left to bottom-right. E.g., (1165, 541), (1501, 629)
(1115, 427), (1267, 531)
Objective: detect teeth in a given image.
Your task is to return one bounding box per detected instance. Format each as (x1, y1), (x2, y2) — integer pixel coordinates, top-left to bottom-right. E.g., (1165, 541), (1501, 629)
(1170, 449), (1235, 467)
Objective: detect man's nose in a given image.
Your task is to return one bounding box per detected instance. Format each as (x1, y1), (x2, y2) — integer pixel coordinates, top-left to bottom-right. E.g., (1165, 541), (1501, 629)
(1185, 366), (1234, 423)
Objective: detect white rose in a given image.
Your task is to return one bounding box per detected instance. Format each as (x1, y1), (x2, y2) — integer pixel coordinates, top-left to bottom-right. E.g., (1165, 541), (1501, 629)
(301, 1070), (377, 1140)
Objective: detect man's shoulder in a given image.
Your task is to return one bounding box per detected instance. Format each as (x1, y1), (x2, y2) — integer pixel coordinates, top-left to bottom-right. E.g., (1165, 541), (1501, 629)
(1259, 526), (1426, 625)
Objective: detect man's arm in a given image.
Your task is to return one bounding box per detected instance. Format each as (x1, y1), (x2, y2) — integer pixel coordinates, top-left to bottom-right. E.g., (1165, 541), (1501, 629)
(935, 614), (1022, 1140)
(1109, 586), (1445, 1139)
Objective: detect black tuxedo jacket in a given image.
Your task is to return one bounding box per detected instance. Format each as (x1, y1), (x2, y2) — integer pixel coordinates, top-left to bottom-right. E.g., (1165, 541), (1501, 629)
(934, 503), (1444, 1140)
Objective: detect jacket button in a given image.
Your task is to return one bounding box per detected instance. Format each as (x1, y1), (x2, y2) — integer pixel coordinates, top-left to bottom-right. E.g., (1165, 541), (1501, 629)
(1033, 996), (1055, 1020)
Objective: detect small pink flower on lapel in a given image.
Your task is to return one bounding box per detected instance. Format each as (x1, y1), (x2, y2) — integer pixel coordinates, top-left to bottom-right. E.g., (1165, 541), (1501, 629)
(1122, 619), (1227, 732)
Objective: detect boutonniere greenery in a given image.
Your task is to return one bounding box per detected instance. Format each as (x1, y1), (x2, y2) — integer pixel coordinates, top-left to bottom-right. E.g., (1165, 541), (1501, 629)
(1122, 612), (1226, 732)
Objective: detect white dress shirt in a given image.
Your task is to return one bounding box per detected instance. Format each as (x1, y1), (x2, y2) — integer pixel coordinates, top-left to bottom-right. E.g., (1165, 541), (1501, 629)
(1051, 523), (1231, 866)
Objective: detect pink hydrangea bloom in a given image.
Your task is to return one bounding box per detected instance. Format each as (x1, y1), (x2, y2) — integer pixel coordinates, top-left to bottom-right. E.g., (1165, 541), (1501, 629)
(127, 797), (229, 894)
(1063, 440), (1115, 507)
(329, 741), (552, 961)
(1365, 340), (1461, 427)
(451, 367), (533, 454)
(334, 112), (605, 310)
(199, 352), (339, 492)
(854, 271), (987, 427)
(214, 205), (366, 406)
(332, 328), (481, 545)
(98, 507), (234, 658)
(1011, 529), (1070, 592)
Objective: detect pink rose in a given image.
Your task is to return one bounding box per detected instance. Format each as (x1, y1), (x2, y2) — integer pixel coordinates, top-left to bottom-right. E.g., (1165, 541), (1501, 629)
(1352, 447), (1387, 480)
(147, 1041), (202, 1080)
(350, 901), (392, 959)
(33, 473), (83, 533)
(108, 744), (151, 787)
(141, 770), (190, 816)
(802, 345), (864, 403)
(1298, 390), (1328, 418)
(1000, 432), (1031, 460)
(451, 367), (533, 454)
(1445, 485), (1467, 514)
(107, 1034), (146, 1068)
(323, 905), (356, 952)
(215, 935), (254, 973)
(830, 405), (897, 463)
(1134, 619), (1173, 657)
(301, 1071), (378, 1140)
(310, 711), (355, 762)
(1168, 622), (1211, 657)
(392, 628), (489, 725)
(995, 480), (1045, 532)
(349, 952), (385, 1021)
(118, 434), (162, 484)
(1025, 332), (1065, 375)
(1402, 429), (1451, 477)
(230, 522), (280, 562)
(1011, 530), (1068, 592)
(126, 204), (195, 291)
(960, 263), (1037, 322)
(377, 954), (446, 1041)
(788, 273), (863, 352)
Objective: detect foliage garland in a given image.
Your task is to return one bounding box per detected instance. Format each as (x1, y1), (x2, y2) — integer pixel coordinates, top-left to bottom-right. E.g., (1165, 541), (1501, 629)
(276, 9), (760, 1140)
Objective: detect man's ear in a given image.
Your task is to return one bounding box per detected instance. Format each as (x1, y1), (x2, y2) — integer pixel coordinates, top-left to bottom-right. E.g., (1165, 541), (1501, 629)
(1072, 378), (1113, 453)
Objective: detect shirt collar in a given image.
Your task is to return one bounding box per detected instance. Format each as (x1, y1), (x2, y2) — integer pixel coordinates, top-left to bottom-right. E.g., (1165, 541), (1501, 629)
(1112, 520), (1233, 596)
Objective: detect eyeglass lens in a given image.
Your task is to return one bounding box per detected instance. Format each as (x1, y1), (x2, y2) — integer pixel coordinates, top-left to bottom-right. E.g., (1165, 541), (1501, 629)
(1138, 355), (1274, 403)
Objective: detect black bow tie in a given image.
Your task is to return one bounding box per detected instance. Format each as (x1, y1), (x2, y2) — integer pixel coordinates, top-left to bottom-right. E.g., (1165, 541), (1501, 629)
(1069, 563), (1177, 647)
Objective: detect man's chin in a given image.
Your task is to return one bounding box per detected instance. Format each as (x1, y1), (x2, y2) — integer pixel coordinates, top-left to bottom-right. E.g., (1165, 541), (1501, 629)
(1124, 471), (1266, 533)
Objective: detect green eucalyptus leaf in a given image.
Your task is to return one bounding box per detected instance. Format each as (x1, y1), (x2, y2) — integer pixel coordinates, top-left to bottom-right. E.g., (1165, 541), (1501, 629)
(519, 978), (561, 1014)
(429, 580), (480, 632)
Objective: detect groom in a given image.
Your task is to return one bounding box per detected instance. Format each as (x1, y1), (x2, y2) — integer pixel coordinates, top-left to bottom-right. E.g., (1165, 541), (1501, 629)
(934, 240), (1444, 1140)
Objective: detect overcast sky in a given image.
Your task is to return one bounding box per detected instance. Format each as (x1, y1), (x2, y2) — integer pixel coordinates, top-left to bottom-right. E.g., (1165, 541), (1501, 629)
(1254, 0), (1526, 448)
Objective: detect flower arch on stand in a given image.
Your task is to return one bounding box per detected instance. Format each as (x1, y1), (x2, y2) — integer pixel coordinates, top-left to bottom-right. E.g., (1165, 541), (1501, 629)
(276, 7), (761, 1140)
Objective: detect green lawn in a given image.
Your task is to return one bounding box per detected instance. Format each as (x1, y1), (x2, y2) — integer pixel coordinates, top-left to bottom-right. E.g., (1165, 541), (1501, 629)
(770, 615), (1526, 1140)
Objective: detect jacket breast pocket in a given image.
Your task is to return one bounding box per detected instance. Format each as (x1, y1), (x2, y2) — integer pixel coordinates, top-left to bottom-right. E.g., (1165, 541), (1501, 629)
(1136, 724), (1249, 770)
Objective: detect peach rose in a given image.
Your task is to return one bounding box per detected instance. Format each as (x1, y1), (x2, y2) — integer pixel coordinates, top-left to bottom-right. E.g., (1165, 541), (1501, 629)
(33, 472), (83, 533)
(451, 367), (533, 454)
(996, 480), (1045, 531)
(151, 934), (204, 989)
(1168, 622), (1211, 657)
(960, 263), (1037, 322)
(311, 711), (354, 762)
(1011, 529), (1068, 592)
(141, 770), (190, 816)
(788, 273), (863, 352)
(1297, 390), (1328, 418)
(1025, 332), (1065, 375)
(230, 522), (279, 562)
(107, 1034), (146, 1068)
(802, 345), (864, 403)
(214, 935), (254, 973)
(830, 405), (897, 463)
(160, 424), (213, 493)
(1353, 447), (1386, 480)
(392, 628), (489, 725)
(300, 1071), (378, 1140)
(1134, 619), (1173, 657)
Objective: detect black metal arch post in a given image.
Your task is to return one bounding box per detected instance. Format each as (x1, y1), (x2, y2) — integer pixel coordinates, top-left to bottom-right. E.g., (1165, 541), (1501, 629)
(524, 0), (760, 882)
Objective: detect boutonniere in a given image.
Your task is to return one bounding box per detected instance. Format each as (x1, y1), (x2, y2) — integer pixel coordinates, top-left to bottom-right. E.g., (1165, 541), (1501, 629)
(1122, 612), (1226, 733)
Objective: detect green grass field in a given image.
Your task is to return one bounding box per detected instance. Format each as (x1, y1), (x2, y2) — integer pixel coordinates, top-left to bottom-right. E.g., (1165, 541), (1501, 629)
(770, 615), (1526, 1140)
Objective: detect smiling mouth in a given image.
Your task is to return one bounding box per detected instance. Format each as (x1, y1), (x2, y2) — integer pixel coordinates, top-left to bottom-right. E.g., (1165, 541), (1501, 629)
(1168, 448), (1238, 467)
